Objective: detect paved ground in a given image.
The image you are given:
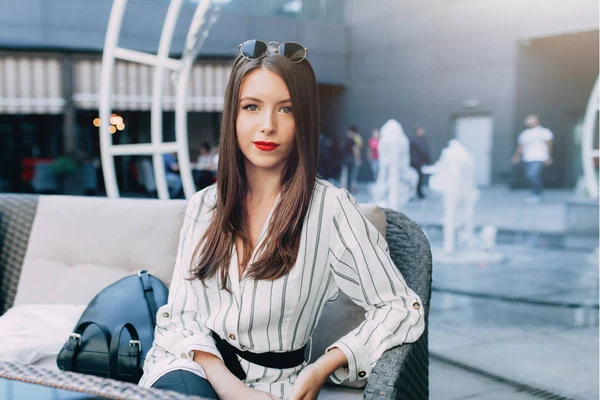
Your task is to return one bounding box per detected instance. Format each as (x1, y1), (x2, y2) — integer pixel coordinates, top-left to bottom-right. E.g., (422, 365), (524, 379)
(429, 243), (598, 399)
(350, 182), (599, 399)
(350, 183), (572, 234)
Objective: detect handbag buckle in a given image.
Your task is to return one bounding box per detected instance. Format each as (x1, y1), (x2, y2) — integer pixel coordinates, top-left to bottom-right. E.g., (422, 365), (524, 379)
(129, 340), (142, 358)
(68, 333), (82, 346)
(129, 340), (141, 351)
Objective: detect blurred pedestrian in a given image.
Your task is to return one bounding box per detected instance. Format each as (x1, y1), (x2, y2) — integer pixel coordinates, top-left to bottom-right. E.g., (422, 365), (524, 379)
(196, 142), (217, 172)
(194, 142), (217, 190)
(328, 135), (342, 185)
(409, 125), (431, 199)
(163, 152), (182, 198)
(511, 114), (553, 204)
(368, 128), (380, 179)
(317, 133), (331, 179)
(342, 125), (361, 191)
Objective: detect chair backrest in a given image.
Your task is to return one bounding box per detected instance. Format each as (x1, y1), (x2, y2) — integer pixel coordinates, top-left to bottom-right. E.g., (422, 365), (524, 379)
(381, 208), (432, 320)
(2, 195), (186, 310)
(0, 194), (39, 314)
(306, 207), (432, 389)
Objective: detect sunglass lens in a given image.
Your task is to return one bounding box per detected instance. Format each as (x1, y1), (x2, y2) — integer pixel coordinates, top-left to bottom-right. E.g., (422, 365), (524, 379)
(240, 40), (268, 59)
(279, 42), (306, 62)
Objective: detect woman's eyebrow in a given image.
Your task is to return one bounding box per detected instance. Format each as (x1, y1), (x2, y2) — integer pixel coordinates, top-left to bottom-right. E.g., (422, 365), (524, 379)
(240, 96), (263, 103)
(239, 96), (291, 104)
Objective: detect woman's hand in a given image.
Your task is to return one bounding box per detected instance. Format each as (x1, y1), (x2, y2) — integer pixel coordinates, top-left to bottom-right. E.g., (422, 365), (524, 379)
(288, 364), (328, 400)
(233, 386), (279, 400)
(193, 351), (277, 400)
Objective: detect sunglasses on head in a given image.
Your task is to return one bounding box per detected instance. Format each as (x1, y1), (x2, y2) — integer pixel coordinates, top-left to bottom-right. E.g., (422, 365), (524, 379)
(238, 40), (308, 63)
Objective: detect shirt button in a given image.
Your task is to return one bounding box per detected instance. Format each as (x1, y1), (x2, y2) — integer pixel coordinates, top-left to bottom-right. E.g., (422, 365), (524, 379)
(412, 302), (421, 310)
(229, 333), (236, 341)
(180, 353), (188, 359)
(358, 370), (366, 378)
(162, 312), (169, 318)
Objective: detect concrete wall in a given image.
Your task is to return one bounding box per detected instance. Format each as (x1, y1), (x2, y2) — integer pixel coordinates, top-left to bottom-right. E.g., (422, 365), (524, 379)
(0, 0), (348, 85)
(515, 30), (599, 188)
(342, 0), (599, 185)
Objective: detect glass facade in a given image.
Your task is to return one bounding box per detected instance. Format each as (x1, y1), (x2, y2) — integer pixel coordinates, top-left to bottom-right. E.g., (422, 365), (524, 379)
(0, 114), (63, 193)
(184, 0), (345, 23)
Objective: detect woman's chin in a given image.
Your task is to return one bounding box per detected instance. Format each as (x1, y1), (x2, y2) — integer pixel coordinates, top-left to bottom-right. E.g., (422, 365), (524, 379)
(245, 157), (285, 172)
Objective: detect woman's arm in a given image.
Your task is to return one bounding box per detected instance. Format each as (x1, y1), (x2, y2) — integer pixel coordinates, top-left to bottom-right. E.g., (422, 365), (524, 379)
(194, 352), (242, 395)
(151, 192), (222, 362)
(512, 144), (522, 163)
(324, 189), (425, 383)
(194, 352), (277, 400)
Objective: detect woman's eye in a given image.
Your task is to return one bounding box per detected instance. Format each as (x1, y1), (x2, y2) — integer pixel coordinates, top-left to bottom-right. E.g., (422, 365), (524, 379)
(280, 106), (293, 114)
(242, 104), (259, 111)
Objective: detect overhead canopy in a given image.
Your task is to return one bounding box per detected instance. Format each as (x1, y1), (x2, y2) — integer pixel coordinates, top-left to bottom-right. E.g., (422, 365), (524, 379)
(0, 55), (64, 114)
(73, 58), (231, 112)
(0, 54), (231, 114)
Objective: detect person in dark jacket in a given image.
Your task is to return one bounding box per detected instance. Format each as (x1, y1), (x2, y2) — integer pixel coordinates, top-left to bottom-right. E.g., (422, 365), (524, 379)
(409, 126), (431, 199)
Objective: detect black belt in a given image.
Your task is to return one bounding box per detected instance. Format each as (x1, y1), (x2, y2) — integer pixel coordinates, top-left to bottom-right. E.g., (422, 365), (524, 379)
(211, 332), (306, 380)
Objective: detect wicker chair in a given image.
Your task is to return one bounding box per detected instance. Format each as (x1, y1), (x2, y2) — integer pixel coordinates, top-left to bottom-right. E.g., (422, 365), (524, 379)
(0, 194), (431, 399)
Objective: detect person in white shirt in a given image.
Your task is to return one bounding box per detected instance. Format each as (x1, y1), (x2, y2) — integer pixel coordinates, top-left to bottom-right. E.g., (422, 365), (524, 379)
(512, 115), (553, 203)
(138, 39), (425, 400)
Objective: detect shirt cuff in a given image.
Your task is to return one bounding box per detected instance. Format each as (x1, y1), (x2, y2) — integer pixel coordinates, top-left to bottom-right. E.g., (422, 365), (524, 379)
(182, 332), (223, 363)
(325, 339), (371, 383)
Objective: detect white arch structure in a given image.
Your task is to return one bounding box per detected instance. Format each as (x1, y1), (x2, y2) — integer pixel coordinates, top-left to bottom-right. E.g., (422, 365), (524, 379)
(99, 0), (228, 199)
(582, 76), (599, 200)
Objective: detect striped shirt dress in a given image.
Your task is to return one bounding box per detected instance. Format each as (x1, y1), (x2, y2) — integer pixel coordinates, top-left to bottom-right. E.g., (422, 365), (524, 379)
(138, 179), (425, 399)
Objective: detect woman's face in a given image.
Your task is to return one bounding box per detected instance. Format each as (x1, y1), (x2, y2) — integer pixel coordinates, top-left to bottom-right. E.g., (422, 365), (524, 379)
(236, 67), (296, 175)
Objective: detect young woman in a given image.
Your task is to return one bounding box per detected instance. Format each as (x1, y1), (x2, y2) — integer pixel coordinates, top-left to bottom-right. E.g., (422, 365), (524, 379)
(138, 40), (425, 400)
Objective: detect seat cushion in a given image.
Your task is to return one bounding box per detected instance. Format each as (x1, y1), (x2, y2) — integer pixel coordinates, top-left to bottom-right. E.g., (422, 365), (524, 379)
(0, 304), (85, 365)
(14, 195), (187, 306)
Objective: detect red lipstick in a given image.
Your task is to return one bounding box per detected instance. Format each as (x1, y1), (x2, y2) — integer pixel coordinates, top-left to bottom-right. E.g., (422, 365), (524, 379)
(253, 141), (280, 152)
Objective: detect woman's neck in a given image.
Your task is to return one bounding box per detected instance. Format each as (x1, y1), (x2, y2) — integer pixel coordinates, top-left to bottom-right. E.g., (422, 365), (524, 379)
(244, 162), (283, 202)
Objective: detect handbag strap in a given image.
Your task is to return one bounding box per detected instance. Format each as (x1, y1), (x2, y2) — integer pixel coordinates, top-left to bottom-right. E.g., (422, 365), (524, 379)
(109, 323), (141, 381)
(138, 270), (158, 328)
(62, 321), (112, 372)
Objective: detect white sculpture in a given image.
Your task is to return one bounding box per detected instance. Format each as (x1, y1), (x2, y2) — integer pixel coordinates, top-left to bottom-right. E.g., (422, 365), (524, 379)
(428, 139), (480, 254)
(371, 119), (417, 210)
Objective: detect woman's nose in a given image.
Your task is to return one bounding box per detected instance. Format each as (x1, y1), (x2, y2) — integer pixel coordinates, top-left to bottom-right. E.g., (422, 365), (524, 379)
(260, 111), (276, 135)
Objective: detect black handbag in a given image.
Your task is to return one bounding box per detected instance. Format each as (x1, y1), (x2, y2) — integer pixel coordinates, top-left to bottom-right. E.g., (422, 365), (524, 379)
(57, 270), (168, 383)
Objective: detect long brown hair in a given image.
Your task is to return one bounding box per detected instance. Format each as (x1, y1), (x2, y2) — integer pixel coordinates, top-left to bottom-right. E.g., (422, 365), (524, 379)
(190, 52), (320, 289)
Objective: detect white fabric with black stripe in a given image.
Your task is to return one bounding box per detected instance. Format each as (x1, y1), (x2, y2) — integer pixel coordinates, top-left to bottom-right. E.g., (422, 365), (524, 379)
(138, 179), (425, 399)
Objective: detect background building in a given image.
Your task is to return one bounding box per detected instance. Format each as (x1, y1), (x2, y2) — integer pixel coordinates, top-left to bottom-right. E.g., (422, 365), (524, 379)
(341, 0), (599, 188)
(0, 0), (598, 193)
(0, 0), (347, 193)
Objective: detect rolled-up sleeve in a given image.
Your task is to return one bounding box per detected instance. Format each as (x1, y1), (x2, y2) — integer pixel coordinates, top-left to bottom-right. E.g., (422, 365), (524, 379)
(325, 189), (425, 383)
(152, 192), (222, 363)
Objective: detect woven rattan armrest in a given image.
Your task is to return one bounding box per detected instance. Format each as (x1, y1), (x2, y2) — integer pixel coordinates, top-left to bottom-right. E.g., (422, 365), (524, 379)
(0, 361), (208, 400)
(364, 331), (429, 400)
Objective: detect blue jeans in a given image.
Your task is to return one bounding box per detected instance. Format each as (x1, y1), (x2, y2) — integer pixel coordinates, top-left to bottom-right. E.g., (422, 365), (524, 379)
(525, 161), (544, 196)
(166, 172), (182, 198)
(343, 156), (356, 190)
(152, 370), (219, 399)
